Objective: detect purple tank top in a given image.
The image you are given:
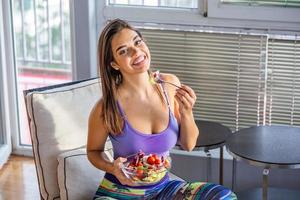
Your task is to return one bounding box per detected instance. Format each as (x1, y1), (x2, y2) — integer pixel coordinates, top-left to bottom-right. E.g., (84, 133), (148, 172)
(108, 85), (179, 159)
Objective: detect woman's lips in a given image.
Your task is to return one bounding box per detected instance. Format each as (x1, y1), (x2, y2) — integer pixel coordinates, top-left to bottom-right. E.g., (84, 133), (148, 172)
(133, 55), (146, 65)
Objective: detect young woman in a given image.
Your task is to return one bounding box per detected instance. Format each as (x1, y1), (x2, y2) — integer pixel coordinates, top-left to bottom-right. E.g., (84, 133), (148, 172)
(87, 19), (236, 200)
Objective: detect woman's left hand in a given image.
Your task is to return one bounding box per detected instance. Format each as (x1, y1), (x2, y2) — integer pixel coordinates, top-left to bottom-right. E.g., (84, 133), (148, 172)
(174, 84), (197, 116)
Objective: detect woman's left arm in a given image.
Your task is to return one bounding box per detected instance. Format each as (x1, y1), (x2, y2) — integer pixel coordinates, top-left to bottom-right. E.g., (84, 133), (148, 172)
(175, 84), (199, 151)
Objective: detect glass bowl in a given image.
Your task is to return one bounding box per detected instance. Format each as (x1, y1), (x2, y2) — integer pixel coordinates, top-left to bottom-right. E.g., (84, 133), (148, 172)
(121, 152), (172, 186)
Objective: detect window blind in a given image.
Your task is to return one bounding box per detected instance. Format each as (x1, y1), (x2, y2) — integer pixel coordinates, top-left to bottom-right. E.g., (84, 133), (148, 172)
(141, 29), (267, 131)
(221, 0), (300, 8)
(266, 38), (300, 126)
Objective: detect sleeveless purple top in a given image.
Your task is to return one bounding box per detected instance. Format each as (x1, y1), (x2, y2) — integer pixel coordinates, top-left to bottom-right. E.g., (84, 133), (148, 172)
(109, 85), (179, 158)
(105, 85), (179, 187)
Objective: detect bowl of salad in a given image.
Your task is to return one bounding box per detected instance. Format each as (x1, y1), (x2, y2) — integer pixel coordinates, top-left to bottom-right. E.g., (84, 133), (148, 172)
(121, 151), (171, 185)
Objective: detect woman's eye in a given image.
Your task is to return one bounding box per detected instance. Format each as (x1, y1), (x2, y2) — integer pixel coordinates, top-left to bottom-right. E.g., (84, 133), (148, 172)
(119, 49), (127, 55)
(135, 39), (142, 46)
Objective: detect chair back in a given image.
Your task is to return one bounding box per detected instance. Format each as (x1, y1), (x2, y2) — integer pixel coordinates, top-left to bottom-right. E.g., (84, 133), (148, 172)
(24, 78), (102, 200)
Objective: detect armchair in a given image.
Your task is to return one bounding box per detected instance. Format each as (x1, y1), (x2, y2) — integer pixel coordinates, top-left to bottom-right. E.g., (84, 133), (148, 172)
(24, 78), (182, 200)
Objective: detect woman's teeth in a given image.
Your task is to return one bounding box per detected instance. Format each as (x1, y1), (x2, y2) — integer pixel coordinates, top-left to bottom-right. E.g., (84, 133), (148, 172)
(133, 56), (145, 65)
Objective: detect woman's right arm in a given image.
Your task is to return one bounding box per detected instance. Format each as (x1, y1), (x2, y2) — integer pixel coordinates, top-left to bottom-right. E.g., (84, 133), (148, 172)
(86, 99), (135, 186)
(87, 99), (114, 173)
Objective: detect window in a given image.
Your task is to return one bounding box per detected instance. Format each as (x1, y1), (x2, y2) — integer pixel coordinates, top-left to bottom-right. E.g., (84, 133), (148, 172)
(12, 0), (72, 146)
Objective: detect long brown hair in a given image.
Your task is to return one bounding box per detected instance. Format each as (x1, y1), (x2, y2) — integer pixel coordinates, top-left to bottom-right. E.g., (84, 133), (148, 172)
(97, 19), (143, 134)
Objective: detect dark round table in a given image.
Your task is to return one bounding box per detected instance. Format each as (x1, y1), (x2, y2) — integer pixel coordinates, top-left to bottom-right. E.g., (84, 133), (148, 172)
(226, 125), (300, 200)
(175, 120), (232, 184)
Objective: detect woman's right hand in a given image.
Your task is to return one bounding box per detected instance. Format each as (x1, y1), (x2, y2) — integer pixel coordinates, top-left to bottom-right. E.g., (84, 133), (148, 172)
(112, 157), (136, 186)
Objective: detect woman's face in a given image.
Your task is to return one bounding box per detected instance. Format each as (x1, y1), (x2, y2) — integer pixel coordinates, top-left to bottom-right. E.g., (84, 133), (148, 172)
(111, 28), (151, 74)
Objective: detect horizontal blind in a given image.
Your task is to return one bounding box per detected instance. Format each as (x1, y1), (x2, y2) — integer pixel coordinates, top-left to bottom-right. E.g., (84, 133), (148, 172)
(266, 38), (300, 126)
(141, 29), (267, 131)
(221, 0), (300, 7)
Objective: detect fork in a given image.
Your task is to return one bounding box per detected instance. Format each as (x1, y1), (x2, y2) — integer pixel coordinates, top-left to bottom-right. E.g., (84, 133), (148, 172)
(161, 80), (182, 90)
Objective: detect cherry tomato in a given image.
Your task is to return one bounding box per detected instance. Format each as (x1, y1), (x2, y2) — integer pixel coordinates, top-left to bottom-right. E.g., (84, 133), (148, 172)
(155, 157), (161, 165)
(136, 169), (144, 178)
(147, 156), (156, 165)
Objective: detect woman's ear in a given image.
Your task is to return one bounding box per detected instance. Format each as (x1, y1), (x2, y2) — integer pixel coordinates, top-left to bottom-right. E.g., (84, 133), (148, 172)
(110, 62), (119, 70)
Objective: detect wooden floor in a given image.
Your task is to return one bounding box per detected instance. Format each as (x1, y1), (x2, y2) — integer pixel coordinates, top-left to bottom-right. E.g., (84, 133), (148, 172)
(0, 155), (40, 200)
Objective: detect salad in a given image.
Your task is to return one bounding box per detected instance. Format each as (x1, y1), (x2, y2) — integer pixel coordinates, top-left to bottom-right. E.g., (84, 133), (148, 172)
(122, 151), (171, 185)
(149, 70), (163, 84)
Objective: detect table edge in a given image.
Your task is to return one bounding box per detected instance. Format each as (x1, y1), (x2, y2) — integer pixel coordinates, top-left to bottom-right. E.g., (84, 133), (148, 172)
(225, 146), (300, 169)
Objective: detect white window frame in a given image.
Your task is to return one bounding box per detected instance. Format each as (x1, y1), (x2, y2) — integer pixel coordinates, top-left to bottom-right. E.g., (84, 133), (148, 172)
(208, 0), (300, 31)
(97, 0), (300, 34)
(0, 0), (15, 164)
(96, 0), (204, 32)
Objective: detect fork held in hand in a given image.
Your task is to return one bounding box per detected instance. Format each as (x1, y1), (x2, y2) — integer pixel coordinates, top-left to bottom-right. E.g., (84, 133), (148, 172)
(163, 81), (182, 89)
(162, 81), (189, 93)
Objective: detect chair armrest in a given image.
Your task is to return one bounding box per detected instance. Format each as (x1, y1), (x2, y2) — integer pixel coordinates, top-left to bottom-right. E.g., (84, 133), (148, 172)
(57, 148), (104, 200)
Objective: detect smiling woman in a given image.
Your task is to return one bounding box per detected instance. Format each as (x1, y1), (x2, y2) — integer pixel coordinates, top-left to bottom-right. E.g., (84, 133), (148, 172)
(87, 19), (236, 200)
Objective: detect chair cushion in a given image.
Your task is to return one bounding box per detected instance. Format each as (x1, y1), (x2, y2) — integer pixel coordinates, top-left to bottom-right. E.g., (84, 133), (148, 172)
(25, 78), (103, 200)
(57, 148), (104, 200)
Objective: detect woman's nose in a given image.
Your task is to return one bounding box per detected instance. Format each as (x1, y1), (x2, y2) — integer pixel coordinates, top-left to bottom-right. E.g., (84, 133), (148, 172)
(129, 46), (138, 57)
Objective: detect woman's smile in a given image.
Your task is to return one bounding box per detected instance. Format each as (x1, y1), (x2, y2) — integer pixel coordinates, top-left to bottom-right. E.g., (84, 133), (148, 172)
(132, 55), (147, 68)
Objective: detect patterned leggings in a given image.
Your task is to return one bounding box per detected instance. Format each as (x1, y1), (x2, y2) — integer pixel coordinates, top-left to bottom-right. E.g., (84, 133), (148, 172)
(94, 178), (237, 200)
